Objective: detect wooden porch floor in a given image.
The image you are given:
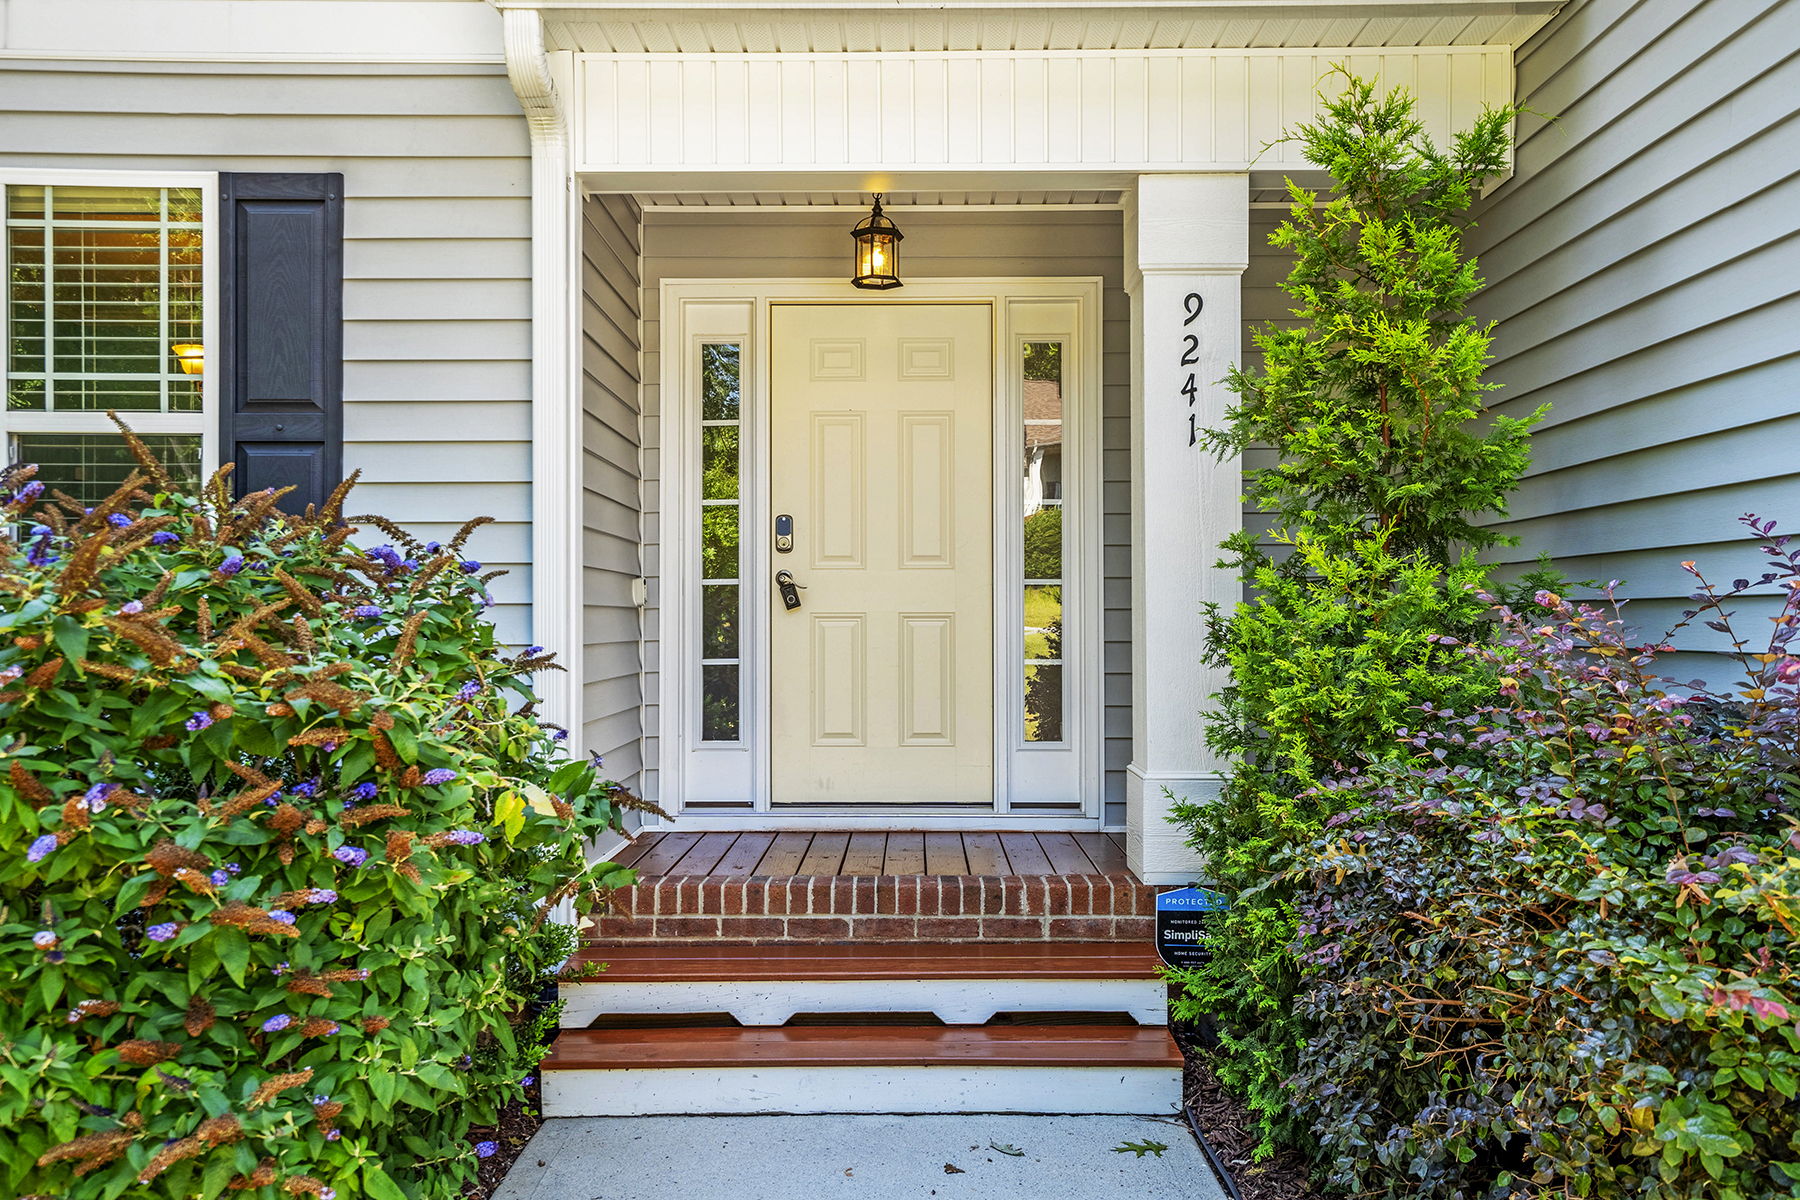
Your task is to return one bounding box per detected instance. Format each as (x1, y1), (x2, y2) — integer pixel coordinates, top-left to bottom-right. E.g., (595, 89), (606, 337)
(613, 830), (1130, 879)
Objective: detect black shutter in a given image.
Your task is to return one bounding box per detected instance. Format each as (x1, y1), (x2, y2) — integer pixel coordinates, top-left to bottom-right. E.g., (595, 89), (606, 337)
(217, 172), (344, 513)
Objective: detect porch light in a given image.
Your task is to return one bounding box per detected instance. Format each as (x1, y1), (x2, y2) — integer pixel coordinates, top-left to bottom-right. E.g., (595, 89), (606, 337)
(170, 343), (204, 375)
(850, 194), (903, 290)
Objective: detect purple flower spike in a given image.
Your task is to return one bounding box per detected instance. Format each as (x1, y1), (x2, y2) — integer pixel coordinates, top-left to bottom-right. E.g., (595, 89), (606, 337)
(455, 681), (481, 702)
(150, 531), (180, 546)
(84, 782), (115, 813)
(147, 922), (179, 942)
(27, 834), (58, 864)
(33, 931), (58, 949)
(185, 712), (214, 732)
(210, 869), (230, 887)
(119, 600), (144, 615)
(268, 910), (296, 925)
(352, 604), (382, 619)
(218, 554), (245, 576)
(13, 480), (43, 504)
(460, 560), (481, 574)
(106, 513), (132, 528)
(333, 846), (369, 868)
(310, 889), (338, 904)
(443, 829), (486, 846)
(262, 1014), (292, 1033)
(475, 1141), (498, 1158)
(421, 768), (457, 786)
(351, 782), (379, 802)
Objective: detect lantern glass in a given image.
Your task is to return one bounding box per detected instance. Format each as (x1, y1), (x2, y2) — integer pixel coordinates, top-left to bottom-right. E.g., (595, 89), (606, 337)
(850, 196), (903, 289)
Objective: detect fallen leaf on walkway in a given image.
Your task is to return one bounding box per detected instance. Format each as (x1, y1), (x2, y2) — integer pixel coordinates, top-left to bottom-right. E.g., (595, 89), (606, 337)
(943, 1163), (966, 1174)
(989, 1142), (1025, 1157)
(1111, 1140), (1169, 1158)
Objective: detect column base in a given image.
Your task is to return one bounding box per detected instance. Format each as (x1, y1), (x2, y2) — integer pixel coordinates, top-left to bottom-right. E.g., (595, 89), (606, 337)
(1124, 766), (1224, 884)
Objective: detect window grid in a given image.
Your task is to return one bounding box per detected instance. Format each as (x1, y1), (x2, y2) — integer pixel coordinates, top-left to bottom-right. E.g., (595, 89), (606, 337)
(1021, 340), (1066, 744)
(698, 342), (743, 743)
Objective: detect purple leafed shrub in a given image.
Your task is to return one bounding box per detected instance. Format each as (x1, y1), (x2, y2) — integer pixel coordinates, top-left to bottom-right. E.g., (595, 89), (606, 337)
(1286, 515), (1800, 1199)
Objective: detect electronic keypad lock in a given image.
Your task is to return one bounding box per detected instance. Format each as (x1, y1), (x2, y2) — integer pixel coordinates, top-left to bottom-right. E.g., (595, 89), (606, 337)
(774, 570), (805, 612)
(774, 513), (794, 554)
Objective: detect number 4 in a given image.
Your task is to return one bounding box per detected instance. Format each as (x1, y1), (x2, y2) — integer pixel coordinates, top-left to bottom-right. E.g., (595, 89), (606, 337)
(1181, 374), (1197, 406)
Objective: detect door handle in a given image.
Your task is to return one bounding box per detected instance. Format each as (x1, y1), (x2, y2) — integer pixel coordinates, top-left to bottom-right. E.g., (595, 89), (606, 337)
(774, 570), (805, 612)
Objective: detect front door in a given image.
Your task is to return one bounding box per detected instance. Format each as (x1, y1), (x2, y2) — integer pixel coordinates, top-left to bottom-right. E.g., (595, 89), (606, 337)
(768, 303), (994, 805)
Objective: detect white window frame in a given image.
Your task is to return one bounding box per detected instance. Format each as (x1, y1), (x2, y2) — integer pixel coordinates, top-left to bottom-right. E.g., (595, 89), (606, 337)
(657, 278), (1104, 831)
(1, 168), (220, 482)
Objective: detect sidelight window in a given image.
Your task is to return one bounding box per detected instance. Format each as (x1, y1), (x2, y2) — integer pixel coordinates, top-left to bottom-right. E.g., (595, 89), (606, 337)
(1021, 340), (1065, 743)
(698, 342), (743, 741)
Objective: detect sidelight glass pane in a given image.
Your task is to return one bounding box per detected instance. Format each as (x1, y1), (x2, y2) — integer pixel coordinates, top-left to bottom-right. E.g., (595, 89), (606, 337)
(702, 665), (741, 742)
(702, 584), (740, 659)
(1020, 341), (1066, 742)
(698, 341), (743, 742)
(14, 433), (201, 507)
(1024, 664), (1064, 744)
(701, 425), (741, 500)
(1024, 585), (1062, 660)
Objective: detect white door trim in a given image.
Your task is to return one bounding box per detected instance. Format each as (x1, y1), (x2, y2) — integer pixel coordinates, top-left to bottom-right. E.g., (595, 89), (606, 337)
(656, 278), (1104, 828)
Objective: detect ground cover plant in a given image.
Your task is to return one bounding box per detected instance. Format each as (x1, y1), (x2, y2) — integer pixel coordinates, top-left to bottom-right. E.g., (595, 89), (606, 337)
(1171, 70), (1541, 1156)
(1289, 522), (1800, 1199)
(0, 425), (641, 1200)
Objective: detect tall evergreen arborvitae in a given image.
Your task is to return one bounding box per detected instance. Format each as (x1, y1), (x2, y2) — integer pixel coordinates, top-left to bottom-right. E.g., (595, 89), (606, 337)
(1171, 72), (1546, 1158)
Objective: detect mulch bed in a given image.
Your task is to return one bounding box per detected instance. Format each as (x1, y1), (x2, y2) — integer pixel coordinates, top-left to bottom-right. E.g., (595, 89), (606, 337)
(1175, 1020), (1325, 1200)
(465, 1076), (547, 1199)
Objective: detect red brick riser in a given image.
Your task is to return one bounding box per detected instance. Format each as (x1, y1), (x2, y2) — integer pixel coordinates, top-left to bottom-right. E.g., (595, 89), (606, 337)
(590, 873), (1166, 945)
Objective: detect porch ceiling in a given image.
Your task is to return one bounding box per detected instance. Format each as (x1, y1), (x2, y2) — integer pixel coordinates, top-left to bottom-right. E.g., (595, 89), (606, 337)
(626, 189), (1126, 206)
(516, 1), (1559, 55)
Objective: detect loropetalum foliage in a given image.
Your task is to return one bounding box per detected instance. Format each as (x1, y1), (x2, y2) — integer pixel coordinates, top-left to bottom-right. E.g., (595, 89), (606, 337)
(1289, 519), (1800, 1200)
(0, 426), (643, 1200)
(1172, 73), (1546, 1160)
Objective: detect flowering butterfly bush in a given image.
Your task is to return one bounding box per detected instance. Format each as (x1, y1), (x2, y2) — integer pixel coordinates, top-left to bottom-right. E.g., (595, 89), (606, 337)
(0, 427), (643, 1200)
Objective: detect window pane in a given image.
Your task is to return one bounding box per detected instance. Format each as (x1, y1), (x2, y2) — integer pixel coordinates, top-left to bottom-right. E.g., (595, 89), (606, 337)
(6, 184), (204, 415)
(701, 343), (741, 420)
(701, 505), (739, 580)
(702, 584), (740, 659)
(14, 433), (201, 507)
(1024, 664), (1064, 743)
(1023, 505), (1061, 580)
(701, 425), (740, 500)
(1025, 585), (1062, 660)
(702, 665), (741, 741)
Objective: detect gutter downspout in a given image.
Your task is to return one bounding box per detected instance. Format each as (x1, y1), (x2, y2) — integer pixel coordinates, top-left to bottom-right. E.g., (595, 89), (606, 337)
(500, 9), (584, 764)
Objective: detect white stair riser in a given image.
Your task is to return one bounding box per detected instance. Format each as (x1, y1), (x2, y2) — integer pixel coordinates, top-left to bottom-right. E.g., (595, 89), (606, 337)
(561, 978), (1168, 1028)
(543, 1065), (1182, 1116)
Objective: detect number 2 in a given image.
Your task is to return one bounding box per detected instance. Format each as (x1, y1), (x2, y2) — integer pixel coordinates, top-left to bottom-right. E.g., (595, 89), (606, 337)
(1183, 293), (1203, 325)
(1180, 334), (1198, 365)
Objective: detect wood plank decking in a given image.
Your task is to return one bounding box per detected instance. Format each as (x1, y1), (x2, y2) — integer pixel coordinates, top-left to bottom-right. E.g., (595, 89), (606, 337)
(613, 830), (1131, 879)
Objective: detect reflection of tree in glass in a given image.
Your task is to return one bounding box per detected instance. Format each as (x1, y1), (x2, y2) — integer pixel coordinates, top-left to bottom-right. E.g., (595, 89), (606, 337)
(1024, 622), (1063, 742)
(701, 343), (741, 419)
(701, 665), (739, 740)
(1022, 341), (1062, 383)
(1023, 506), (1062, 580)
(701, 426), (740, 500)
(700, 506), (739, 580)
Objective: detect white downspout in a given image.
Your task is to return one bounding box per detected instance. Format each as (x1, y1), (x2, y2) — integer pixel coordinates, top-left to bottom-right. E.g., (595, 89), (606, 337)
(501, 9), (584, 761)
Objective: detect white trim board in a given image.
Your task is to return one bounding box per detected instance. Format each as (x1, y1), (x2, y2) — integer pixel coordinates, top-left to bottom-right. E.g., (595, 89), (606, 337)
(562, 977), (1169, 1027)
(656, 278), (1104, 825)
(543, 1065), (1182, 1117)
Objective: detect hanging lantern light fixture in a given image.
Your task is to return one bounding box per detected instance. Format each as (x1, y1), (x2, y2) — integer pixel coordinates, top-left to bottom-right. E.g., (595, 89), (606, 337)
(850, 194), (903, 290)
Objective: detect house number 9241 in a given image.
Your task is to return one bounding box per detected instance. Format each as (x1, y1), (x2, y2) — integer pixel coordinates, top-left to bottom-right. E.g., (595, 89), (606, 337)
(1181, 292), (1203, 445)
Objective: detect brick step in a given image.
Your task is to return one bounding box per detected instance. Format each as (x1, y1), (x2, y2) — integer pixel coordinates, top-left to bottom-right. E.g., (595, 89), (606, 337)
(591, 874), (1159, 944)
(539, 1024), (1184, 1115)
(562, 943), (1171, 1027)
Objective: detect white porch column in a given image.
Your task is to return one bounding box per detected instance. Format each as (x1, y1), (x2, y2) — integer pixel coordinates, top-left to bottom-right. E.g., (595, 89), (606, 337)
(1123, 174), (1249, 884)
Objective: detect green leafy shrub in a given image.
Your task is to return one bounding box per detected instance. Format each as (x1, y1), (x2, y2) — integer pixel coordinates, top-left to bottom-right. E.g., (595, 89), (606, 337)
(0, 428), (640, 1200)
(1289, 521), (1800, 1199)
(1174, 71), (1543, 1157)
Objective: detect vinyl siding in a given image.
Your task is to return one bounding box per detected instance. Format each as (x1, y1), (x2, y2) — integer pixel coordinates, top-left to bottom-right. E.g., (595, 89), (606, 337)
(580, 196), (646, 792)
(1470, 0), (1800, 679)
(636, 209), (1131, 823)
(0, 58), (534, 642)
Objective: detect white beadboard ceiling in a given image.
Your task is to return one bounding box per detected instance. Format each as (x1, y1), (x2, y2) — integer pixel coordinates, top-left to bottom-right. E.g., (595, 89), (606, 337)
(629, 190), (1124, 206)
(529, 3), (1559, 54)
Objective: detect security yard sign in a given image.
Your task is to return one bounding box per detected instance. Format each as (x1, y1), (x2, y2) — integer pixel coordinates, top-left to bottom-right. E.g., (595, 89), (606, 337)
(1154, 887), (1230, 970)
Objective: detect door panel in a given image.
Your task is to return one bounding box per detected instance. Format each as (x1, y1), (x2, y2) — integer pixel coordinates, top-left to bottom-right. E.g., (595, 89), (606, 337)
(770, 303), (994, 805)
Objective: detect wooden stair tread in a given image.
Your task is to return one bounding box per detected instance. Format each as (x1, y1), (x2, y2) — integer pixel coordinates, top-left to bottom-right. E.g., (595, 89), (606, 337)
(572, 941), (1164, 982)
(542, 1024), (1182, 1070)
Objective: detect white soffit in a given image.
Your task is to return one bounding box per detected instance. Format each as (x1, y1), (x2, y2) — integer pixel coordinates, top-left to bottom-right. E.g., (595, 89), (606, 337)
(518, 2), (1560, 54)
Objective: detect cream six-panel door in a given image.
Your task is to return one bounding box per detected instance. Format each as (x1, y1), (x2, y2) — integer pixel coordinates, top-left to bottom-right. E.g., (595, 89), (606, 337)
(769, 303), (994, 805)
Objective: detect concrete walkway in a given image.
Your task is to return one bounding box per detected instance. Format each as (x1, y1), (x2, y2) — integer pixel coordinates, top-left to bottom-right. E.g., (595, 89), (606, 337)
(493, 1114), (1228, 1200)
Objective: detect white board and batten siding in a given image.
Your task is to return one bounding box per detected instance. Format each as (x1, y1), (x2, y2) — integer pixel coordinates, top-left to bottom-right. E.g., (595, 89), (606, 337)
(580, 195), (647, 791)
(1471, 0), (1800, 683)
(0, 57), (538, 645)
(572, 47), (1514, 183)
